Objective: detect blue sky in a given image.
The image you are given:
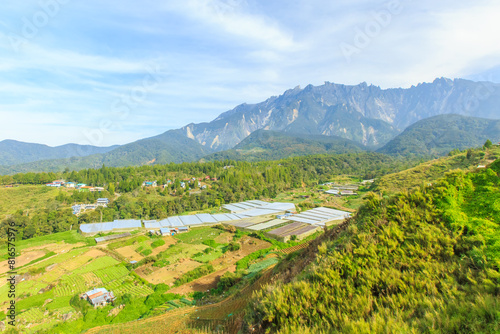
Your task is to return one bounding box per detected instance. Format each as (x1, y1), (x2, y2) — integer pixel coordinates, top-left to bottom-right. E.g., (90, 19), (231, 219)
(1, 0), (499, 146)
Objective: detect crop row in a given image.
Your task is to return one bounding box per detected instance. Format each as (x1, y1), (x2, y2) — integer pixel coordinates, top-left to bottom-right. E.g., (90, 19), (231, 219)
(105, 279), (126, 291)
(94, 265), (129, 284)
(19, 307), (45, 323)
(82, 272), (102, 286)
(55, 274), (86, 296)
(247, 258), (279, 274)
(73, 256), (119, 275)
(113, 283), (154, 297)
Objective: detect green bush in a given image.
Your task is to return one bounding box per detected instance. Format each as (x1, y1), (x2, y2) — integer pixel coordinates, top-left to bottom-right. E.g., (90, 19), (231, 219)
(227, 241), (240, 251)
(140, 249), (152, 256)
(173, 264), (215, 287)
(150, 239), (165, 249)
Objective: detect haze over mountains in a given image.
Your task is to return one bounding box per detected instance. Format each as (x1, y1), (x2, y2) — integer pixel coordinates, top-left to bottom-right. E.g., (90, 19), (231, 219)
(0, 140), (118, 166)
(1, 78), (499, 174)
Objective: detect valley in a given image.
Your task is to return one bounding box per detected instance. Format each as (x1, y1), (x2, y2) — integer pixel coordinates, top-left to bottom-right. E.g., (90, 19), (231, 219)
(0, 145), (498, 333)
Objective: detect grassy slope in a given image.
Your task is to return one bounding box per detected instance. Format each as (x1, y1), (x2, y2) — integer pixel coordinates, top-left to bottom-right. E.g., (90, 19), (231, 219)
(245, 159), (500, 333)
(378, 114), (500, 156)
(373, 146), (500, 194)
(0, 185), (61, 218)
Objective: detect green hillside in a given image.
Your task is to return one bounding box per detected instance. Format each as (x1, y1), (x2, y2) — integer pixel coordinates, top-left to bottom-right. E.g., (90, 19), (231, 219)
(0, 130), (213, 174)
(246, 159), (500, 333)
(379, 114), (500, 156)
(203, 130), (366, 162)
(373, 145), (500, 194)
(0, 140), (118, 166)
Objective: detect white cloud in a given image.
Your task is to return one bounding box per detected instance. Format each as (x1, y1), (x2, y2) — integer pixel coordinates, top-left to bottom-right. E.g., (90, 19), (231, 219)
(1, 0), (500, 146)
(163, 0), (297, 51)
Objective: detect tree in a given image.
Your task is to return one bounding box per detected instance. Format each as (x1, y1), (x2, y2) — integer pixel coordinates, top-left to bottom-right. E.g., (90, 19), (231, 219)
(227, 241), (241, 251)
(466, 149), (473, 159)
(484, 139), (493, 149)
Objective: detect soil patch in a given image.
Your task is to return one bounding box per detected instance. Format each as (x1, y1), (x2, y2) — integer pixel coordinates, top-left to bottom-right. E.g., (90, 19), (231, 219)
(23, 242), (86, 254)
(214, 232), (233, 244)
(151, 237), (177, 256)
(0, 250), (46, 275)
(139, 259), (201, 285)
(168, 265), (236, 295)
(211, 235), (271, 269)
(115, 246), (143, 262)
(85, 248), (107, 258)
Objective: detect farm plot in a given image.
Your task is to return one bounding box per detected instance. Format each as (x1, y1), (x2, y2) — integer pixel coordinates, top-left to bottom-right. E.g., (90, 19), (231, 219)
(142, 259), (201, 285)
(192, 246), (225, 263)
(173, 227), (224, 244)
(81, 272), (102, 286)
(156, 243), (208, 264)
(113, 283), (154, 297)
(16, 280), (48, 298)
(114, 245), (144, 261)
(19, 307), (45, 323)
(59, 253), (97, 272)
(46, 296), (73, 311)
(150, 237), (177, 256)
(108, 235), (150, 250)
(40, 265), (67, 284)
(246, 258), (279, 277)
(24, 248), (89, 273)
(73, 256), (119, 275)
(214, 232), (233, 244)
(94, 265), (129, 284)
(54, 274), (87, 297)
(210, 236), (272, 269)
(33, 241), (87, 254)
(0, 250), (46, 275)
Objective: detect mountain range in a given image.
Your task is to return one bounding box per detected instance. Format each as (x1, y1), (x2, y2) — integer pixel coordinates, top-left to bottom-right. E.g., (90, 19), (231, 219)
(0, 140), (118, 166)
(1, 78), (499, 174)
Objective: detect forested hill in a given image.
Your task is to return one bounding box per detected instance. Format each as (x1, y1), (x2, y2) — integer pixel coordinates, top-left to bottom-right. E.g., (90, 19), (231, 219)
(0, 140), (118, 166)
(246, 159), (500, 333)
(379, 114), (500, 156)
(203, 130), (366, 162)
(0, 130), (213, 175)
(0, 152), (415, 241)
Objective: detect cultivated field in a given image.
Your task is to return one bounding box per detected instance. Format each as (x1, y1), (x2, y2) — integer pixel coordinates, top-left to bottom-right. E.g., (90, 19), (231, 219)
(0, 223), (309, 333)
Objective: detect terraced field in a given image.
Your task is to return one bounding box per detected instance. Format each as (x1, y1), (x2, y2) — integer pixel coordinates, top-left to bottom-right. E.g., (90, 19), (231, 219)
(113, 283), (154, 297)
(54, 274), (87, 296)
(73, 256), (120, 275)
(94, 265), (129, 284)
(19, 307), (45, 323)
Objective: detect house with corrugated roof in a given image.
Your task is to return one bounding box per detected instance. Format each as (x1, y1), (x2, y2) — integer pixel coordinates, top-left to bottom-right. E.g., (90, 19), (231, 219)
(96, 198), (109, 207)
(81, 288), (116, 307)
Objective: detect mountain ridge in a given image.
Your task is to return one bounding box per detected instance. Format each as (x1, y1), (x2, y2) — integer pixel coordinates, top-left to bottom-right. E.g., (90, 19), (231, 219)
(1, 78), (500, 174)
(378, 114), (500, 156)
(0, 140), (119, 166)
(180, 77), (500, 151)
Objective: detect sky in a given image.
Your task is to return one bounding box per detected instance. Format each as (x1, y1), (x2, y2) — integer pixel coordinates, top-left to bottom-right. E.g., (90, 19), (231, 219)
(1, 0), (500, 147)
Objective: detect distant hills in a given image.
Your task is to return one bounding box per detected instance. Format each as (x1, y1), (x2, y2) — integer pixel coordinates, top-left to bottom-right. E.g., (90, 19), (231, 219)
(0, 130), (212, 174)
(203, 130), (365, 161)
(378, 115), (500, 156)
(1, 78), (500, 174)
(0, 140), (118, 166)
